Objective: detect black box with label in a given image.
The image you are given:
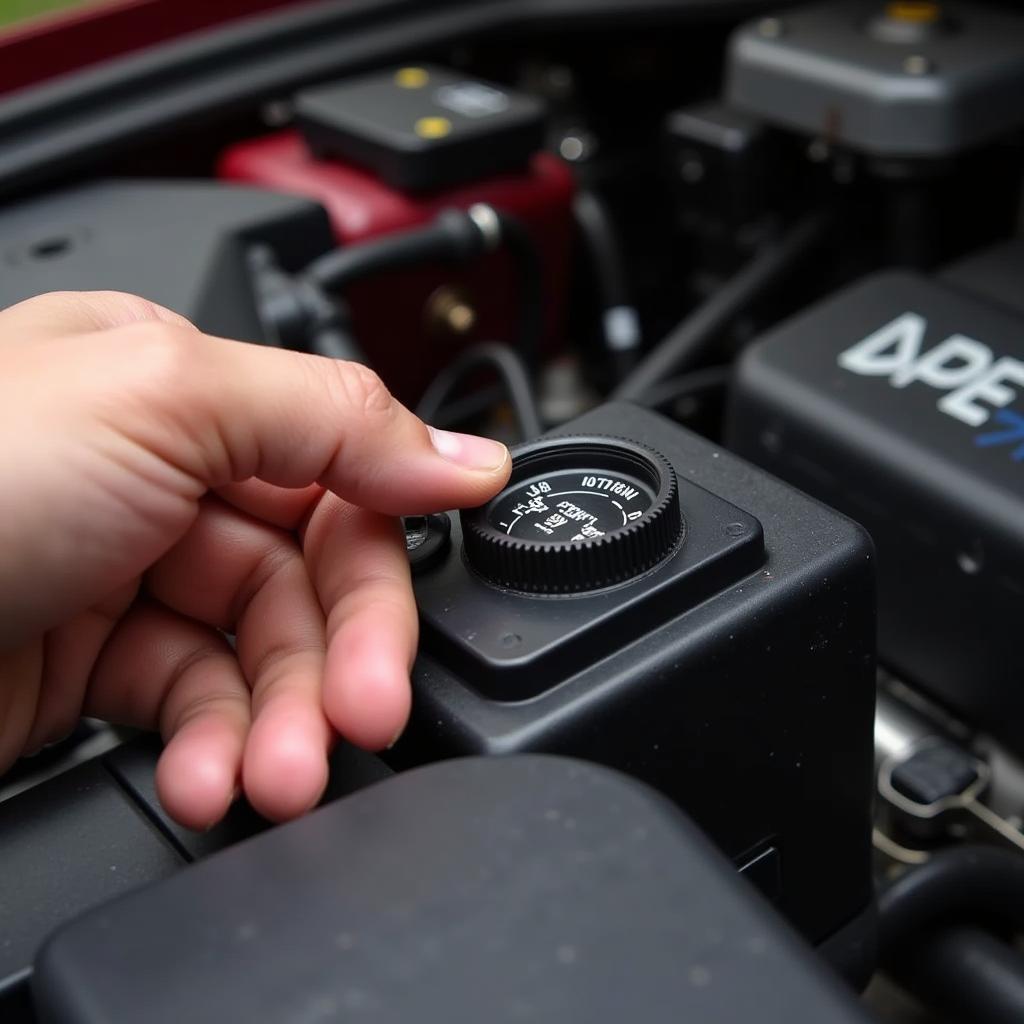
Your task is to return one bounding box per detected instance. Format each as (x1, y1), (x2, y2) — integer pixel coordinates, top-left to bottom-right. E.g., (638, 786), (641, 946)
(728, 270), (1024, 751)
(295, 65), (546, 191)
(402, 402), (876, 953)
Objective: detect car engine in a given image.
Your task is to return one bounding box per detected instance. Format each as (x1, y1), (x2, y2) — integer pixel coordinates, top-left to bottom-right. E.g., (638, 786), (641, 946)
(2, 2), (1024, 1021)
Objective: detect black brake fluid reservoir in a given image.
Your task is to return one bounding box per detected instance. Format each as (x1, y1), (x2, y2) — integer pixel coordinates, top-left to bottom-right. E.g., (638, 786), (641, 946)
(399, 402), (877, 960)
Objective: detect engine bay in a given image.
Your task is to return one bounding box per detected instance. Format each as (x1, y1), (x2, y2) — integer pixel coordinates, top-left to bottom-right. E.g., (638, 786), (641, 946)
(3, 2), (1024, 1021)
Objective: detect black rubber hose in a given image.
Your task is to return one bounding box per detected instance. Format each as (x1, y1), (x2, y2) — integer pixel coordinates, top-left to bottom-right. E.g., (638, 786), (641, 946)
(878, 845), (1024, 960)
(573, 190), (642, 373)
(416, 341), (543, 441)
(574, 191), (628, 307)
(494, 210), (544, 377)
(893, 926), (1024, 1024)
(610, 213), (829, 403)
(303, 209), (485, 292)
(304, 208), (543, 375)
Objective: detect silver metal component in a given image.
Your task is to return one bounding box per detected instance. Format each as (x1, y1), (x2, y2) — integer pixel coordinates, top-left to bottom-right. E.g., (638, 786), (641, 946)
(425, 286), (477, 337)
(603, 306), (642, 353)
(403, 516), (429, 552)
(874, 687), (930, 769)
(872, 828), (929, 867)
(467, 203), (502, 252)
(558, 129), (596, 163)
(875, 679), (1024, 856)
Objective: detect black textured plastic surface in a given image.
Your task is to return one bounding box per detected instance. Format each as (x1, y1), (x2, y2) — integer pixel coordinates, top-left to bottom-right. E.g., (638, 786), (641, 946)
(296, 65), (546, 191)
(404, 403), (876, 947)
(419, 426), (763, 700)
(105, 735), (393, 861)
(728, 0), (1024, 158)
(0, 759), (183, 996)
(0, 180), (335, 343)
(33, 756), (872, 1024)
(727, 270), (1024, 755)
(941, 237), (1024, 319)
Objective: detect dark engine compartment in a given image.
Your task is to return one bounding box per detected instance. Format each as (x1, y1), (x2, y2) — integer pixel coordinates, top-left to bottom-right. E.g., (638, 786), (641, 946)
(3, 1), (1024, 1021)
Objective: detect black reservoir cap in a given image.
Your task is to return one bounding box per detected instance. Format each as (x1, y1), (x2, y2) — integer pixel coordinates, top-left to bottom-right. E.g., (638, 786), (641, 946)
(295, 65), (547, 192)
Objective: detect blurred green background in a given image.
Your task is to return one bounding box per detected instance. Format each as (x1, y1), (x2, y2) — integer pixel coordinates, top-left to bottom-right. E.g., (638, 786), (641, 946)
(0, 0), (102, 30)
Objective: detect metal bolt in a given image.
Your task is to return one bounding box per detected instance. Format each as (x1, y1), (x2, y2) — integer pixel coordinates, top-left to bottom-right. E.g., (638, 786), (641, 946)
(403, 516), (429, 552)
(558, 128), (596, 163)
(758, 17), (784, 39)
(903, 54), (933, 75)
(425, 287), (478, 338)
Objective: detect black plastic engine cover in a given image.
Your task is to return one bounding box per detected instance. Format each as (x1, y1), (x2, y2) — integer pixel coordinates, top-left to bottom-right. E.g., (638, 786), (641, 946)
(727, 269), (1024, 754)
(0, 180), (335, 343)
(400, 402), (877, 948)
(33, 757), (873, 1024)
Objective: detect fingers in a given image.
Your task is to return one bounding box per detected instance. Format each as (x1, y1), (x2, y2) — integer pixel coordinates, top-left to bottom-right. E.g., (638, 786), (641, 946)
(304, 495), (416, 751)
(24, 579), (139, 753)
(0, 298), (510, 646)
(86, 602), (250, 830)
(85, 322), (511, 513)
(147, 497), (331, 821)
(2, 294), (509, 516)
(215, 479), (324, 531)
(0, 643), (44, 773)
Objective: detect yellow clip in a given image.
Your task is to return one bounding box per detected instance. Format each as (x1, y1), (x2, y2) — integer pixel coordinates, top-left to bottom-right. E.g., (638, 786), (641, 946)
(395, 67), (430, 89)
(415, 116), (453, 140)
(885, 1), (941, 23)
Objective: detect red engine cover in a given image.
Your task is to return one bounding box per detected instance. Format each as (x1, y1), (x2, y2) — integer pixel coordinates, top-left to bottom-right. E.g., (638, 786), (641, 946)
(219, 130), (574, 403)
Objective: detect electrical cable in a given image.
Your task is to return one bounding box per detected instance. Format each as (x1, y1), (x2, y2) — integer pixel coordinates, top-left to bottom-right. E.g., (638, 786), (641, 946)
(573, 189), (642, 374)
(490, 209), (544, 376)
(416, 341), (543, 441)
(611, 212), (829, 403)
(635, 365), (730, 411)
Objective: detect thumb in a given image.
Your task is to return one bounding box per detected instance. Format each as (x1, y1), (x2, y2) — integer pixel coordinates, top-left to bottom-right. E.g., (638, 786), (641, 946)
(149, 328), (513, 514)
(5, 291), (510, 514)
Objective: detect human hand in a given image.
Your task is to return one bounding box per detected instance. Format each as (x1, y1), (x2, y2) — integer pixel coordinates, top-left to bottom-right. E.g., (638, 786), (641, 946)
(0, 291), (510, 829)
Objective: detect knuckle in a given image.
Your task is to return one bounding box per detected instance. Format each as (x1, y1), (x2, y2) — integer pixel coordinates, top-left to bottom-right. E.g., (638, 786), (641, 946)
(333, 361), (395, 419)
(115, 321), (199, 391)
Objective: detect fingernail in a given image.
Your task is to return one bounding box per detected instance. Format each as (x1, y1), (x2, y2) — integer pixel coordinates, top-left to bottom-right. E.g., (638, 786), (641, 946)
(429, 427), (508, 472)
(386, 726), (405, 750)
